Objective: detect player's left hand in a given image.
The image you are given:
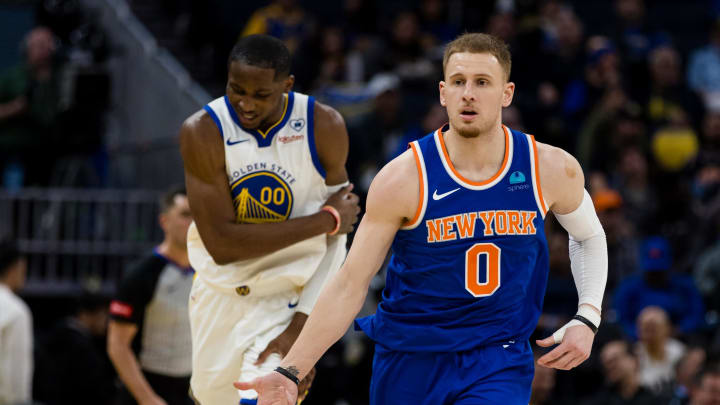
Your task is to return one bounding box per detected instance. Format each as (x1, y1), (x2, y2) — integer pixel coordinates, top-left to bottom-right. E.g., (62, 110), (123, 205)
(234, 372), (298, 405)
(256, 315), (306, 365)
(535, 324), (594, 370)
(297, 367), (316, 402)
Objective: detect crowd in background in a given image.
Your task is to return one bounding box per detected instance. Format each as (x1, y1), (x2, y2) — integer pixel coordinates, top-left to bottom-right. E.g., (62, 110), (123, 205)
(3, 0), (720, 404)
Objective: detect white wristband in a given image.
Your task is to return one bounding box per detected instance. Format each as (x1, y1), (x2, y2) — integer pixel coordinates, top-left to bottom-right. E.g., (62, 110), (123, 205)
(552, 307), (601, 344)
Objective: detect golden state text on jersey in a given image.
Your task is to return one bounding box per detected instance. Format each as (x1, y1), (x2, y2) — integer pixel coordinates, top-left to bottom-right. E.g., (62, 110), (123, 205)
(230, 170), (294, 223)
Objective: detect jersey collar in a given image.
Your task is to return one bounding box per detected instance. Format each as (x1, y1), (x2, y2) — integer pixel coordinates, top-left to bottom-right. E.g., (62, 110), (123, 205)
(224, 92), (295, 148)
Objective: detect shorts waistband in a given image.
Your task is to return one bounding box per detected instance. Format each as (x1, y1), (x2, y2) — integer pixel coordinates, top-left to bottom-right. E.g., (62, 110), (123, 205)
(194, 273), (300, 298)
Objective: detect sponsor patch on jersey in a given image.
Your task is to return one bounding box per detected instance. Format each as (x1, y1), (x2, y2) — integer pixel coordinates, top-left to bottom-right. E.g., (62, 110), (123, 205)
(509, 171), (526, 184)
(278, 134), (304, 144)
(290, 118), (305, 132)
(110, 301), (133, 318)
(230, 171), (294, 223)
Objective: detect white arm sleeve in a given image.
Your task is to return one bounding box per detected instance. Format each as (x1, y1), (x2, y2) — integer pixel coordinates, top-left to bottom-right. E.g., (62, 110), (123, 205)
(554, 189), (608, 312)
(296, 182), (349, 315)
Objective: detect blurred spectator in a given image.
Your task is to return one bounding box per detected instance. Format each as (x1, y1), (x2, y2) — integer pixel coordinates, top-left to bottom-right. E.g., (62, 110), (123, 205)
(418, 0), (459, 48)
(612, 147), (659, 234)
(107, 188), (194, 405)
(387, 103), (447, 161)
(688, 365), (720, 405)
(576, 87), (645, 173)
(34, 293), (116, 405)
(635, 306), (686, 394)
(293, 25), (361, 94)
(650, 110), (699, 174)
(0, 27), (63, 188)
(592, 188), (639, 289)
(645, 45), (704, 131)
(614, 236), (705, 339)
(582, 339), (667, 405)
(517, 5), (584, 151)
(0, 239), (32, 405)
(694, 236), (720, 313)
(241, 0), (312, 54)
(667, 347), (708, 404)
(381, 11), (435, 82)
(609, 0), (665, 98)
(347, 73), (405, 195)
(688, 21), (720, 111)
(563, 36), (623, 140)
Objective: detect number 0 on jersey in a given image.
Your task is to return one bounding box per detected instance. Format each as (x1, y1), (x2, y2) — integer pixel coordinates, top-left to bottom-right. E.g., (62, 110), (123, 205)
(465, 243), (501, 297)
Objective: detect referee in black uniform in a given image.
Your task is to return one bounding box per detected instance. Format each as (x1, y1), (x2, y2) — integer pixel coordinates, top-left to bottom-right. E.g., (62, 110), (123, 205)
(107, 187), (195, 405)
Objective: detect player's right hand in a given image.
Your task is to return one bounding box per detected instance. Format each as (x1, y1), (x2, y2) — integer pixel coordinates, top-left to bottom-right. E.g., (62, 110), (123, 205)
(323, 184), (360, 234)
(234, 372), (298, 405)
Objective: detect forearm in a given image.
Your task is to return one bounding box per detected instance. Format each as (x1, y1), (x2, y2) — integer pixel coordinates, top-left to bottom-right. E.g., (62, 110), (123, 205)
(108, 344), (158, 402)
(204, 211), (335, 264)
(280, 268), (369, 379)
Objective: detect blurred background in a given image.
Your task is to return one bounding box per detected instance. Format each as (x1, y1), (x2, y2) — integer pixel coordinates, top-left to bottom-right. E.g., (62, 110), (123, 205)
(2, 0), (720, 404)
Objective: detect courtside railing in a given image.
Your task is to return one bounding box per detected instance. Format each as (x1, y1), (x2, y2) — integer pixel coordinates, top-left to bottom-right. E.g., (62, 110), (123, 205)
(0, 188), (163, 295)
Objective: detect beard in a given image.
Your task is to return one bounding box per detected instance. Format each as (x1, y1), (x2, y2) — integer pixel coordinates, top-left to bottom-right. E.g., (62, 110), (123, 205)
(456, 123), (481, 138)
(453, 116), (494, 138)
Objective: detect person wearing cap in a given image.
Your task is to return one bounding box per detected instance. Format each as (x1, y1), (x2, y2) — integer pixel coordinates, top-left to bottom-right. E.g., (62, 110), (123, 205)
(613, 236), (705, 339)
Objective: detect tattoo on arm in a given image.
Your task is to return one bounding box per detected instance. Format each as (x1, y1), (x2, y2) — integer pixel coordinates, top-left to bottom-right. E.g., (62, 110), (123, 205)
(287, 366), (300, 377)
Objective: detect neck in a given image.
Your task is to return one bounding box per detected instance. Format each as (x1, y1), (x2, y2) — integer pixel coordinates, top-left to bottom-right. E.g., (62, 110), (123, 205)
(258, 94), (287, 133)
(156, 240), (189, 268)
(443, 123), (506, 181)
(646, 341), (666, 361)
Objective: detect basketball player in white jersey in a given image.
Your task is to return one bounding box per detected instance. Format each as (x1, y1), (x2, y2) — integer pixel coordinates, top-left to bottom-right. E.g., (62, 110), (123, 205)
(179, 34), (360, 405)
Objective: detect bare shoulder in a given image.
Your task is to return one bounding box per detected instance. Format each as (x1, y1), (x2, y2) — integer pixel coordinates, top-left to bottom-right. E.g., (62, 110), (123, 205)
(314, 101), (346, 131)
(180, 109), (221, 151)
(536, 141), (585, 214)
(313, 100), (349, 184)
(366, 149), (418, 225)
(179, 109), (225, 181)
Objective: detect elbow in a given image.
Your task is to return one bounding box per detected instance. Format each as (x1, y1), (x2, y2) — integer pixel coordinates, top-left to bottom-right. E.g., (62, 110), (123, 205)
(207, 248), (242, 265)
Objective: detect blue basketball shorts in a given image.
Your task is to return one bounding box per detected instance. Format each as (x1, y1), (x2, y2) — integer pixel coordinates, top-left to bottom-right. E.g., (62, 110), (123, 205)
(369, 340), (534, 404)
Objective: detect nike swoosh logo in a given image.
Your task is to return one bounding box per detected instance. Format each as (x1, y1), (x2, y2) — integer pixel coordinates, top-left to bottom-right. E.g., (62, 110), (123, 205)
(288, 301), (299, 308)
(226, 139), (249, 146)
(432, 188), (460, 200)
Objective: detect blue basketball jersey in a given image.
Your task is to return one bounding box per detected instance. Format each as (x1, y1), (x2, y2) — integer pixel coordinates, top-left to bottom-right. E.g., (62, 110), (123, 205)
(355, 125), (550, 352)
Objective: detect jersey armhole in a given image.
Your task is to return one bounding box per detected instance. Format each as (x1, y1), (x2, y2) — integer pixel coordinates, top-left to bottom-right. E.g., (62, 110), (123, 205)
(203, 105), (224, 140)
(401, 141), (428, 230)
(528, 134), (549, 218)
(306, 96), (327, 179)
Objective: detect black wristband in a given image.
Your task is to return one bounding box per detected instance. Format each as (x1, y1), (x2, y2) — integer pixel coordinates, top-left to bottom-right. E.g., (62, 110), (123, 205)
(573, 314), (599, 334)
(274, 366), (300, 386)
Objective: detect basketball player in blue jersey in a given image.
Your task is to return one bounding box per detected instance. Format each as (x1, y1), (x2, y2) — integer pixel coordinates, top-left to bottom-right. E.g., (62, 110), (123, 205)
(239, 33), (609, 404)
(179, 34), (360, 405)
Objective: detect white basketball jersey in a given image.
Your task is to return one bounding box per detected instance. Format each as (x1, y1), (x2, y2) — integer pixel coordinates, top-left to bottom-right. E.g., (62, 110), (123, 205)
(187, 92), (329, 295)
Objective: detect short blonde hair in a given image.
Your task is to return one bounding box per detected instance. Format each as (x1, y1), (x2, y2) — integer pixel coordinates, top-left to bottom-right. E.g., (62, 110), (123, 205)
(442, 33), (511, 81)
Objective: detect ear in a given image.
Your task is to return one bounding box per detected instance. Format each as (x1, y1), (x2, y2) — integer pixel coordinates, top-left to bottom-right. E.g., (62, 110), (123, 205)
(284, 75), (295, 93)
(158, 213), (168, 233)
(502, 81), (515, 108)
(439, 81), (447, 107)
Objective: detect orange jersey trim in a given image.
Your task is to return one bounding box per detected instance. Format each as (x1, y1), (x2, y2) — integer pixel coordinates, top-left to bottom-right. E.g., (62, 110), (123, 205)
(437, 125), (511, 186)
(529, 135), (548, 215)
(403, 142), (425, 227)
